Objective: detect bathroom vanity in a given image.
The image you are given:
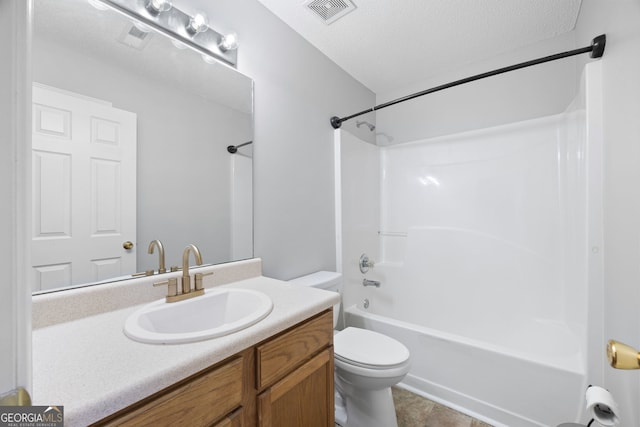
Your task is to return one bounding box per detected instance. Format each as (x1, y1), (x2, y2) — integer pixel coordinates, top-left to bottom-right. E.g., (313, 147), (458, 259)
(31, 259), (338, 427)
(93, 311), (333, 427)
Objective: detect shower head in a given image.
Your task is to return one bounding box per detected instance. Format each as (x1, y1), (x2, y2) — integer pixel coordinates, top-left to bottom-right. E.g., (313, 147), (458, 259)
(356, 120), (375, 131)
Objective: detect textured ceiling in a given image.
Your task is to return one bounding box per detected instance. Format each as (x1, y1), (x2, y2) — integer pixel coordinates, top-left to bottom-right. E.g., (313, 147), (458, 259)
(255, 0), (583, 94)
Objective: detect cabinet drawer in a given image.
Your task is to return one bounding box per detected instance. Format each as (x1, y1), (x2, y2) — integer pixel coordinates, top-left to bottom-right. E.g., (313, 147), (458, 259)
(94, 356), (243, 427)
(256, 310), (333, 389)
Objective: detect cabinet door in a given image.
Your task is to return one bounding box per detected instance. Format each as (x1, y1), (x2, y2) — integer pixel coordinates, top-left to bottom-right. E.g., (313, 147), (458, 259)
(257, 348), (334, 427)
(212, 408), (243, 427)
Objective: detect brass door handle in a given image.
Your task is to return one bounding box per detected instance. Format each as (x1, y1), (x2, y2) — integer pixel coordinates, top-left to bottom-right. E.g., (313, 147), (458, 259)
(123, 241), (134, 250)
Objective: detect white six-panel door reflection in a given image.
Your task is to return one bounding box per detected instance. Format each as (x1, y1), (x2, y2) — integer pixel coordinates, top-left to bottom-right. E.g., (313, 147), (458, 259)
(31, 83), (137, 292)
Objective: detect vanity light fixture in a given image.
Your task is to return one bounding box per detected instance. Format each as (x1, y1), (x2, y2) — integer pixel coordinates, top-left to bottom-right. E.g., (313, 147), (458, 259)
(186, 13), (209, 35)
(98, 0), (239, 66)
(145, 0), (172, 15)
(218, 32), (239, 52)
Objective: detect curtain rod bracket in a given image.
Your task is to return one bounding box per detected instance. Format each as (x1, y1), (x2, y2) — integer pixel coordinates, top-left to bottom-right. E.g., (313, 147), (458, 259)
(591, 34), (606, 58)
(330, 116), (343, 129)
(227, 141), (253, 153)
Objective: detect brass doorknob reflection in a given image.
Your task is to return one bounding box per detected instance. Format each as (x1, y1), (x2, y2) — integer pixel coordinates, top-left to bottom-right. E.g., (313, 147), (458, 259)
(123, 241), (134, 250)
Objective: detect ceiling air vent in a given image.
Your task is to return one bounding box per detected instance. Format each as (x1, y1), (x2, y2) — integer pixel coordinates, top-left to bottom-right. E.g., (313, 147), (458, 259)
(117, 24), (153, 50)
(304, 0), (357, 25)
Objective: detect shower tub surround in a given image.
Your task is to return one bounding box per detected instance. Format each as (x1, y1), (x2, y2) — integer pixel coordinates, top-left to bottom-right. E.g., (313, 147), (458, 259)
(338, 63), (603, 427)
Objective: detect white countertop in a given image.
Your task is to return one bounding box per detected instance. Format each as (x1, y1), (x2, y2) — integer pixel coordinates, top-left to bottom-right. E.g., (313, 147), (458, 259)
(32, 276), (339, 426)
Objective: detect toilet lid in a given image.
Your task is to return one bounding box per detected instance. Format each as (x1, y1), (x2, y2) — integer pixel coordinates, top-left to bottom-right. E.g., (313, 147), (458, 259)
(334, 327), (410, 368)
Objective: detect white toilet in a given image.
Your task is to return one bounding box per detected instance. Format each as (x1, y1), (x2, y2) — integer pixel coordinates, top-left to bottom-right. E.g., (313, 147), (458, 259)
(289, 271), (411, 427)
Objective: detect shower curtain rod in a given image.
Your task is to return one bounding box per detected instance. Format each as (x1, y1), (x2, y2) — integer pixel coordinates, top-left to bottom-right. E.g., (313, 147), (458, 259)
(227, 141), (253, 153)
(330, 34), (606, 129)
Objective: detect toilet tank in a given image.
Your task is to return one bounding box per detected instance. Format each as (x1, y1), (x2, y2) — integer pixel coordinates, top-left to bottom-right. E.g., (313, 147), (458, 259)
(289, 271), (341, 327)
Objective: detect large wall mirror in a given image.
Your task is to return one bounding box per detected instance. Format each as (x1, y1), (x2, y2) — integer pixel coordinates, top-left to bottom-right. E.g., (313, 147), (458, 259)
(31, 0), (253, 293)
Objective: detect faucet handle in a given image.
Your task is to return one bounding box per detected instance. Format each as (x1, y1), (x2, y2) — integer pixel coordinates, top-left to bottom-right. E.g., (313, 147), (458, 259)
(132, 270), (155, 277)
(359, 253), (375, 273)
(194, 272), (214, 291)
(153, 277), (178, 297)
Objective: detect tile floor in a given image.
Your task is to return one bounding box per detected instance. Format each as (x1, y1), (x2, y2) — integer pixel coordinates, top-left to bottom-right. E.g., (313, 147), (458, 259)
(335, 386), (494, 427)
(392, 387), (494, 427)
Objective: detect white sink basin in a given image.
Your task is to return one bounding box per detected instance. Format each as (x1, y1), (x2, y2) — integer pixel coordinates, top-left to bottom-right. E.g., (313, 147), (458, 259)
(124, 288), (273, 344)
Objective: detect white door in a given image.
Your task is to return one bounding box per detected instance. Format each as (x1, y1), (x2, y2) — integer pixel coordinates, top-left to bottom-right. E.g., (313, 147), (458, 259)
(31, 84), (137, 291)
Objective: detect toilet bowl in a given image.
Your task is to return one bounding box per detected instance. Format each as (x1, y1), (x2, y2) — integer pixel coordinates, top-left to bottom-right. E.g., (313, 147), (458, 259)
(334, 327), (411, 427)
(289, 271), (411, 427)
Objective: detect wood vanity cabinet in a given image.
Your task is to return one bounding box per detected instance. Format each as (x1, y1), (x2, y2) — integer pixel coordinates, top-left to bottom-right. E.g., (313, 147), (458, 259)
(92, 310), (334, 427)
(256, 310), (334, 427)
(92, 353), (247, 427)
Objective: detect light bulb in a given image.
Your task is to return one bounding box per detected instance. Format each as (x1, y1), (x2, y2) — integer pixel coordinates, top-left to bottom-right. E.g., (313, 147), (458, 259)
(219, 32), (238, 52)
(187, 13), (208, 35)
(146, 0), (172, 14)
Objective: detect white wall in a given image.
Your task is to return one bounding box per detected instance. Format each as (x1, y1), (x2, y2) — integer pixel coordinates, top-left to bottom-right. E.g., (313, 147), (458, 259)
(176, 0), (376, 279)
(575, 1), (640, 426)
(376, 32), (579, 145)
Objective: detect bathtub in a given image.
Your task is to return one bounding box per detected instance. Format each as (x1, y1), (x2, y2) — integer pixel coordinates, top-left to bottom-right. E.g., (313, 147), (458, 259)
(344, 300), (586, 427)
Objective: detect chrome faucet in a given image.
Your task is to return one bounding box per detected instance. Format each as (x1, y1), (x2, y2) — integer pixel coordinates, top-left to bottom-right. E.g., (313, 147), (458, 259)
(182, 244), (203, 295)
(363, 278), (380, 288)
(148, 239), (166, 274)
(359, 253), (375, 273)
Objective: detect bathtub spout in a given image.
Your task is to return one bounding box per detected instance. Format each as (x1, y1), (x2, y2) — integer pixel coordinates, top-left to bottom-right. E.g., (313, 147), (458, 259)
(363, 278), (380, 287)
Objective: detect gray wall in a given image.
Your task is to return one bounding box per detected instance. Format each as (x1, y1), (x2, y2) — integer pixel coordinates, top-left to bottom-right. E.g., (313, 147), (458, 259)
(177, 0), (376, 279)
(32, 37), (252, 273)
(576, 1), (640, 425)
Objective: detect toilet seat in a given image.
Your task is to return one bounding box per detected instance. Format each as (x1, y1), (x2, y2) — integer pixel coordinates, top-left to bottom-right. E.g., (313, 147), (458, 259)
(334, 327), (410, 369)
